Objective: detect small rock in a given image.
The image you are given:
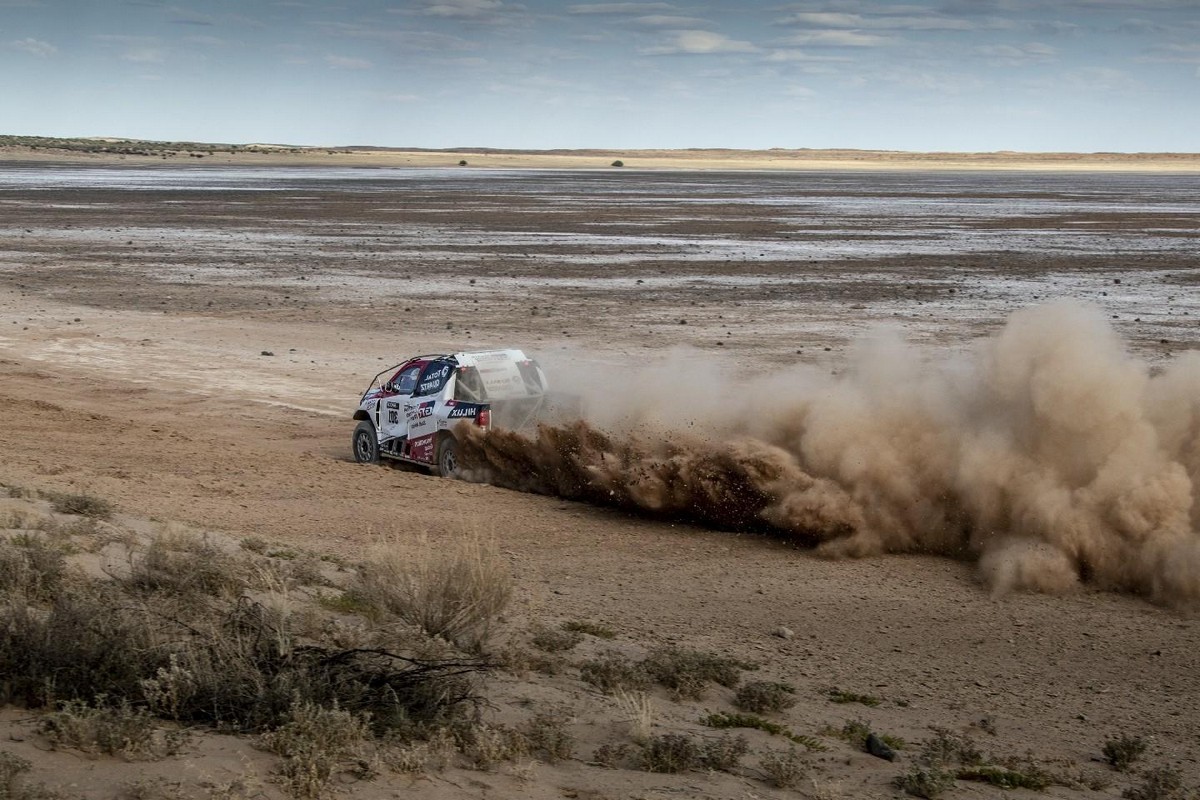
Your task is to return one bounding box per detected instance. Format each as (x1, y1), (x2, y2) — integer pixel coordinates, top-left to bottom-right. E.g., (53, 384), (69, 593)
(773, 626), (795, 640)
(261, 350), (274, 356)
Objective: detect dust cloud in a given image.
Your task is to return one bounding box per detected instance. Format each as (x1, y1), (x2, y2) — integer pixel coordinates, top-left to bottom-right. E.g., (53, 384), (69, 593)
(457, 302), (1200, 606)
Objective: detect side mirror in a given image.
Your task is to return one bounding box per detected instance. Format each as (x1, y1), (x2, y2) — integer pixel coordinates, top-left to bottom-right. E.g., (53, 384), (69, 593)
(382, 382), (394, 393)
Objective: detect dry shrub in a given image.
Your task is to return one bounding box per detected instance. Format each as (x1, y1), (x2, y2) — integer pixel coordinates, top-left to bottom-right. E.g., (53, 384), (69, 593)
(640, 733), (699, 773)
(457, 723), (528, 770)
(735, 680), (797, 714)
(614, 689), (653, 743)
(760, 747), (807, 789)
(38, 699), (187, 759)
(920, 727), (983, 768)
(347, 534), (512, 652)
(261, 701), (370, 799)
(641, 647), (746, 700)
(44, 491), (112, 520)
(1122, 766), (1189, 800)
(579, 652), (650, 694)
(126, 534), (247, 598)
(0, 538), (67, 602)
(894, 766), (956, 799)
(518, 711), (574, 763)
(1104, 733), (1149, 771)
(0, 749), (67, 800)
(531, 628), (582, 653)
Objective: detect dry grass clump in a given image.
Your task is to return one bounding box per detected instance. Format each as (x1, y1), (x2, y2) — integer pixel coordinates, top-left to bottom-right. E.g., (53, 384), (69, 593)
(41, 490), (113, 519)
(456, 723), (529, 770)
(735, 680), (797, 714)
(920, 727), (983, 768)
(0, 537), (68, 602)
(345, 535), (512, 652)
(126, 534), (247, 598)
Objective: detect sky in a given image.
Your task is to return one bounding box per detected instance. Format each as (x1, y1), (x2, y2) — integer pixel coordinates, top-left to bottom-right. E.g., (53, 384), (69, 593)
(2, 0), (1199, 151)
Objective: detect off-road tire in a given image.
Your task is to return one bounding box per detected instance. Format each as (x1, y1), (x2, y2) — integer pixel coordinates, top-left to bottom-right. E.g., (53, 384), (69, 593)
(435, 434), (459, 479)
(352, 420), (380, 464)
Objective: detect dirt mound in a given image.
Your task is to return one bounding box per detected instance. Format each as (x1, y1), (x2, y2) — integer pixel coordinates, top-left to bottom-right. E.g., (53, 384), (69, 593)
(459, 302), (1200, 606)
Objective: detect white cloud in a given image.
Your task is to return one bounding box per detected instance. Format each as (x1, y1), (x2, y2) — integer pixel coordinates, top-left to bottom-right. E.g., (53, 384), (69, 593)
(976, 42), (1056, 65)
(775, 10), (975, 31)
(779, 30), (890, 47)
(764, 48), (851, 63)
(629, 15), (711, 27)
(420, 0), (507, 17)
(9, 37), (56, 57)
(568, 2), (676, 13)
(784, 84), (817, 97)
(324, 54), (371, 69)
(121, 46), (166, 63)
(642, 29), (758, 55)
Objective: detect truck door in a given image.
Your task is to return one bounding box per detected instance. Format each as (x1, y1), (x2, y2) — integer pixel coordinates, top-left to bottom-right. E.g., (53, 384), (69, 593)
(403, 360), (454, 464)
(380, 363), (421, 441)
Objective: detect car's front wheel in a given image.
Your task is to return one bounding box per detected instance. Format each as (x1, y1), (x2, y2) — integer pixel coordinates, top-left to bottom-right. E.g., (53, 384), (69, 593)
(352, 420), (380, 464)
(434, 434), (459, 478)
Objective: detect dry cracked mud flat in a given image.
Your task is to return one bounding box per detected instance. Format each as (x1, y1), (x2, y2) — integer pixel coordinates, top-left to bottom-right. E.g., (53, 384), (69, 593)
(0, 159), (1198, 800)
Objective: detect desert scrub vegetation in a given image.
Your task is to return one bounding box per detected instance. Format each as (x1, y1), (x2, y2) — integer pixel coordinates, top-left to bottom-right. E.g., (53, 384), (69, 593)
(894, 765), (957, 799)
(561, 619), (616, 639)
(579, 652), (652, 693)
(1121, 766), (1194, 800)
(735, 680), (797, 713)
(701, 712), (826, 750)
(638, 732), (748, 774)
(579, 647), (751, 699)
(342, 534), (512, 652)
(1104, 733), (1149, 771)
(531, 627), (583, 652)
(0, 509), (508, 798)
(260, 702), (373, 799)
(40, 489), (113, 519)
(759, 746), (807, 789)
(0, 749), (66, 800)
(826, 687), (881, 707)
(38, 699), (188, 759)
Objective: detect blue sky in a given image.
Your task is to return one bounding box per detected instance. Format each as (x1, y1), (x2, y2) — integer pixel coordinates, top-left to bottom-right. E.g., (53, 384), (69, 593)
(2, 0), (1198, 151)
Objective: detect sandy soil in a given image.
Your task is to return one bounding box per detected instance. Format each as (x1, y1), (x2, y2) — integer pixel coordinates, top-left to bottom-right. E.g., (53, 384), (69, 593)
(0, 159), (1198, 799)
(5, 144), (1200, 172)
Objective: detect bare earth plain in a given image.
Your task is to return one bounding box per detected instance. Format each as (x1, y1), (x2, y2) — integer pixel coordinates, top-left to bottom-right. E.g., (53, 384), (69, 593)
(0, 147), (1198, 800)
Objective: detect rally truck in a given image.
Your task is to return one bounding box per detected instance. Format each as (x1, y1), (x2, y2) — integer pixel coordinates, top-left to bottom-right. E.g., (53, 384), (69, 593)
(351, 349), (551, 478)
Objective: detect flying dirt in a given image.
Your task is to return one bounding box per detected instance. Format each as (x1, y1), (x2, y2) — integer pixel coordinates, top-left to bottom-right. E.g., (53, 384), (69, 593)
(458, 302), (1200, 607)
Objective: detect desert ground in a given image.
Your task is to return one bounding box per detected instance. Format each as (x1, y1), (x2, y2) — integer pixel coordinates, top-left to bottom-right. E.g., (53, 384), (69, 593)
(0, 148), (1198, 800)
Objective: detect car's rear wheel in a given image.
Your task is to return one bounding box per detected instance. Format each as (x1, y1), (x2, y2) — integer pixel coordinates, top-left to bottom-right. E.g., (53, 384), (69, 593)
(434, 434), (459, 478)
(352, 420), (380, 464)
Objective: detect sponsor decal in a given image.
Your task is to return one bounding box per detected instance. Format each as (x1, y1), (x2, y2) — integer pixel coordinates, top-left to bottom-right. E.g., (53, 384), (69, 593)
(447, 404), (481, 419)
(387, 409), (399, 425)
(386, 401), (399, 410)
(406, 401), (435, 421)
(408, 434), (436, 463)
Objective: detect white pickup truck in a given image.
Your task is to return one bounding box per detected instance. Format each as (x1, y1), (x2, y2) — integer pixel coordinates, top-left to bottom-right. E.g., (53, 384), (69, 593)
(351, 349), (552, 477)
